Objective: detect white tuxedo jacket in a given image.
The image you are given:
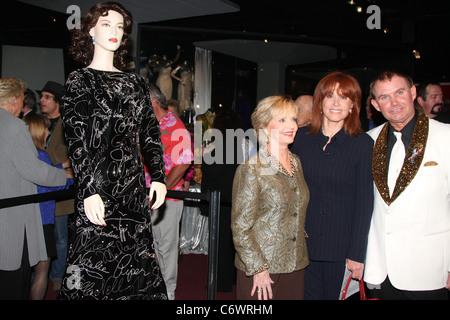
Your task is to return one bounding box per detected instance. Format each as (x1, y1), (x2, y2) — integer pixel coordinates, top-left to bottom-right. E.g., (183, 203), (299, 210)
(364, 114), (450, 291)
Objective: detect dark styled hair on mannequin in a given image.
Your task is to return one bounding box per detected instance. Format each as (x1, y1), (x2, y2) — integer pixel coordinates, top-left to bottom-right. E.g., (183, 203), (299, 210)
(68, 2), (133, 71)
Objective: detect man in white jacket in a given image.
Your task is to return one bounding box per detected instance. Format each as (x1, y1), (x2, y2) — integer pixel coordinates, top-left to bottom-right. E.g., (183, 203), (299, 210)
(364, 70), (450, 299)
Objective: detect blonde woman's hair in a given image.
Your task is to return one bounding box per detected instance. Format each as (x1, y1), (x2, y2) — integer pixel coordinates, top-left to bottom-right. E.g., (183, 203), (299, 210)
(23, 114), (50, 150)
(0, 78), (26, 107)
(251, 95), (298, 143)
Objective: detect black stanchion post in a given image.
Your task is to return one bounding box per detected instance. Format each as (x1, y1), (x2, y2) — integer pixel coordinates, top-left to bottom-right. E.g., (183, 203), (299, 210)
(206, 189), (220, 300)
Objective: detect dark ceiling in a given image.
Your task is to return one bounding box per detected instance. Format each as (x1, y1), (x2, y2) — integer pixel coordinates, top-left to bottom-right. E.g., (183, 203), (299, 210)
(1, 0), (450, 83)
(145, 0), (450, 83)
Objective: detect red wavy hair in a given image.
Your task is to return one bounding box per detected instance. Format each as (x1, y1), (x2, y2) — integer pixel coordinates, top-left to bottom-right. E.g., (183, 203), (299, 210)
(309, 71), (363, 136)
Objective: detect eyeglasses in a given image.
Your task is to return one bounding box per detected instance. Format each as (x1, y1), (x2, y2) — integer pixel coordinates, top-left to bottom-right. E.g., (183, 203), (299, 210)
(41, 94), (55, 100)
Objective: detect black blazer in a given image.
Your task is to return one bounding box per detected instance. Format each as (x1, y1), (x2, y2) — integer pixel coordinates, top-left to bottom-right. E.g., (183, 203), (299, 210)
(291, 126), (374, 263)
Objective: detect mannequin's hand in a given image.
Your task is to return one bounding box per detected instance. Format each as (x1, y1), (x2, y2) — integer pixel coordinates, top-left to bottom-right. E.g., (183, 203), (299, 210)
(84, 194), (105, 226)
(149, 182), (167, 210)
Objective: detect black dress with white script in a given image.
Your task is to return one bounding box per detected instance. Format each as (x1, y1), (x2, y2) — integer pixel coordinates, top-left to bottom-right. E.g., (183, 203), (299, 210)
(58, 68), (167, 300)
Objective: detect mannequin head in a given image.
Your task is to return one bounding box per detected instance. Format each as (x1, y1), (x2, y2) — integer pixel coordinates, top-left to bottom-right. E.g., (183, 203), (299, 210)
(68, 2), (133, 71)
(89, 10), (124, 54)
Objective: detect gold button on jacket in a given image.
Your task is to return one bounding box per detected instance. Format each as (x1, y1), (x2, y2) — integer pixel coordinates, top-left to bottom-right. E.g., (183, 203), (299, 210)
(231, 150), (310, 276)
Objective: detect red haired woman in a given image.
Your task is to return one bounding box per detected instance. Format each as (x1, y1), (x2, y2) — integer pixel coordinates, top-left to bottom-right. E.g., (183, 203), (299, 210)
(291, 71), (374, 299)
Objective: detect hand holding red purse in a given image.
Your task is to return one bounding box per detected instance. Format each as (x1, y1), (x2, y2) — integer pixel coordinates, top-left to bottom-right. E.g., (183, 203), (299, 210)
(341, 275), (378, 300)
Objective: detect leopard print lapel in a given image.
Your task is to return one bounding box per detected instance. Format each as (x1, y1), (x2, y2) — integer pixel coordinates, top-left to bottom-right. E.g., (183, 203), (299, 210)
(372, 109), (429, 205)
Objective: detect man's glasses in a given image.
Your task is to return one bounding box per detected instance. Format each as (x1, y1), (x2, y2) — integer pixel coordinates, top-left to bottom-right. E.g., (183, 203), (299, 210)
(41, 94), (55, 100)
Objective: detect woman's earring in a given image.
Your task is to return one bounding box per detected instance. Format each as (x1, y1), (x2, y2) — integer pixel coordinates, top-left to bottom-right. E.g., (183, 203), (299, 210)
(92, 36), (95, 43)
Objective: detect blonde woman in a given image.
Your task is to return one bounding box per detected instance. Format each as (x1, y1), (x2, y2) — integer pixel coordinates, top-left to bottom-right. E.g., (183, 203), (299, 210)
(23, 114), (73, 299)
(231, 95), (309, 300)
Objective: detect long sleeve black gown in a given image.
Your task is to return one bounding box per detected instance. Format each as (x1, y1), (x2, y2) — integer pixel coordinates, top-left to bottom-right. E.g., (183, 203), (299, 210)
(59, 68), (167, 300)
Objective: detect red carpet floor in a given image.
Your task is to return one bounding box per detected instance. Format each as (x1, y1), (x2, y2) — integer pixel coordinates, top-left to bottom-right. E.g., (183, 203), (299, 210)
(44, 253), (236, 300)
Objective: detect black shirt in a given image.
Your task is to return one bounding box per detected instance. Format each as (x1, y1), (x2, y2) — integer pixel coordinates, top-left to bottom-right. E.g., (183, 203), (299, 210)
(386, 111), (418, 165)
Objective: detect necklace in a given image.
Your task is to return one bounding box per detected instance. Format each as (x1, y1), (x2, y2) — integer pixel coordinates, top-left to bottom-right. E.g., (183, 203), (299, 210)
(265, 148), (296, 177)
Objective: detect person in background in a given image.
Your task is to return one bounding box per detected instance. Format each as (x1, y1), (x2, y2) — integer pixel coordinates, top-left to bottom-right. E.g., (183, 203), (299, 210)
(23, 114), (73, 300)
(201, 107), (242, 293)
(365, 94), (386, 130)
(0, 77), (67, 300)
(291, 71), (374, 300)
(20, 88), (37, 118)
(38, 80), (75, 293)
(39, 81), (64, 146)
(416, 81), (450, 123)
(232, 95), (309, 300)
(364, 70), (450, 300)
(145, 85), (193, 300)
(294, 95), (313, 127)
(167, 98), (181, 118)
(167, 98), (195, 191)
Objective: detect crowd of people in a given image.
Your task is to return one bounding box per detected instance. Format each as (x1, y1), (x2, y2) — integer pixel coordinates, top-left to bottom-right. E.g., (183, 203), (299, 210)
(0, 1), (449, 301)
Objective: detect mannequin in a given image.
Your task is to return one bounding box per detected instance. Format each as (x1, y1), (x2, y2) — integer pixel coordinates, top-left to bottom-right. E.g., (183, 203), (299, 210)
(59, 2), (167, 300)
(171, 60), (194, 110)
(85, 9), (166, 218)
(154, 46), (181, 100)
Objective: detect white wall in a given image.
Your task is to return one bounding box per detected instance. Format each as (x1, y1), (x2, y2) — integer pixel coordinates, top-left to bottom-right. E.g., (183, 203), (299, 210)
(1, 45), (65, 92)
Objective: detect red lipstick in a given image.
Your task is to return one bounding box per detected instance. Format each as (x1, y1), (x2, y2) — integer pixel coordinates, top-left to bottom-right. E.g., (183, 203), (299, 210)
(109, 38), (118, 43)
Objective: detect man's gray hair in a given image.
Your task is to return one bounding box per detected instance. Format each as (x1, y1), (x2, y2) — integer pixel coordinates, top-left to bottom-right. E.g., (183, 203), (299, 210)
(149, 85), (168, 110)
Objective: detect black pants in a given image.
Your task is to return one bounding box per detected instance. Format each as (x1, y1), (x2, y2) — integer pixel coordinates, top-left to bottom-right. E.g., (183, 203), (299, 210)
(0, 237), (31, 300)
(305, 259), (346, 300)
(369, 276), (448, 300)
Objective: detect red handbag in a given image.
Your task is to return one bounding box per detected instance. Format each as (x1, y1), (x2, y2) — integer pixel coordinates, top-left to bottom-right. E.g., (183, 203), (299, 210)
(340, 275), (377, 300)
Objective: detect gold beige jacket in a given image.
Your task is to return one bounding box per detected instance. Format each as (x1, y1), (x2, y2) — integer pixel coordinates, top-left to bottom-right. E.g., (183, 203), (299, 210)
(231, 150), (309, 276)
